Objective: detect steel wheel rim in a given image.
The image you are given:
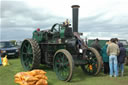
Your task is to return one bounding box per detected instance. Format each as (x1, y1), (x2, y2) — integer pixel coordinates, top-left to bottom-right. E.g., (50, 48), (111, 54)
(20, 40), (33, 70)
(54, 52), (70, 81)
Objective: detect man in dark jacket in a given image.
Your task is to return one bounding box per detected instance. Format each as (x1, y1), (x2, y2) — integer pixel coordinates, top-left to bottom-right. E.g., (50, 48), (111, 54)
(91, 38), (101, 53)
(118, 43), (126, 77)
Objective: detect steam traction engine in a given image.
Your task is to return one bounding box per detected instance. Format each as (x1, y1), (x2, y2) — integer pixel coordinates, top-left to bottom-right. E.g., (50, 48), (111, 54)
(20, 5), (102, 81)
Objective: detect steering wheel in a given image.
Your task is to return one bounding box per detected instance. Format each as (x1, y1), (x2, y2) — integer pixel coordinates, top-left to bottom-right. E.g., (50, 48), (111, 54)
(52, 28), (57, 32)
(51, 24), (59, 33)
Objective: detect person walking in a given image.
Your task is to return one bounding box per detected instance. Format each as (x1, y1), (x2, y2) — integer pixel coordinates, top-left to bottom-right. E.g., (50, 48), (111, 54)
(101, 41), (110, 74)
(118, 43), (126, 77)
(107, 38), (120, 77)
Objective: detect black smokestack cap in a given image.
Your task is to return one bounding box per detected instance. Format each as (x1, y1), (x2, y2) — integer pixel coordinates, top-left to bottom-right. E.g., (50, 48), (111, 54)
(71, 5), (80, 32)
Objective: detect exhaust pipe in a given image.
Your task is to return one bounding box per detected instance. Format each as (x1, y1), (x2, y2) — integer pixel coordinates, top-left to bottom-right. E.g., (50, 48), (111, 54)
(71, 5), (80, 32)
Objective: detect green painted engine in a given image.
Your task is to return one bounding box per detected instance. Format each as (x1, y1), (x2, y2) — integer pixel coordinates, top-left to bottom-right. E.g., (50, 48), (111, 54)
(32, 22), (73, 43)
(20, 5), (102, 82)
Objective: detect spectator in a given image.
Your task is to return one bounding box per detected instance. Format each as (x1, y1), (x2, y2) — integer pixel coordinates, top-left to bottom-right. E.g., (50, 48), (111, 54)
(115, 38), (122, 47)
(91, 38), (101, 53)
(101, 41), (110, 74)
(118, 43), (126, 77)
(114, 38), (119, 44)
(107, 38), (120, 77)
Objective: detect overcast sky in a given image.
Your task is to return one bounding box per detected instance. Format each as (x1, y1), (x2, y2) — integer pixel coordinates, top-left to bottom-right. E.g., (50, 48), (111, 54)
(0, 0), (128, 41)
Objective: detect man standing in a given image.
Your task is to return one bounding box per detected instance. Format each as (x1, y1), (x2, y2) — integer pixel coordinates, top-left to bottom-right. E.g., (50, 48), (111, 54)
(107, 38), (120, 77)
(91, 38), (101, 53)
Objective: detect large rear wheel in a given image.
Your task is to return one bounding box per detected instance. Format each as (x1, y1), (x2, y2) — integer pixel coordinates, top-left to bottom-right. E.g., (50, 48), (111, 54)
(20, 39), (41, 70)
(53, 49), (74, 82)
(81, 47), (102, 75)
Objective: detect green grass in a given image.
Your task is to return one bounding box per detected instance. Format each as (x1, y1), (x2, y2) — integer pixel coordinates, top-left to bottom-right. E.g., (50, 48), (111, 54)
(0, 58), (128, 85)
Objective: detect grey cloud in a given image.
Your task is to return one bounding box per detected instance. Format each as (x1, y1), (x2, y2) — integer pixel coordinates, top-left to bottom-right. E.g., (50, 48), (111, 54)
(1, 28), (33, 41)
(1, 0), (128, 41)
(1, 1), (64, 29)
(79, 18), (128, 33)
(78, 12), (128, 40)
(78, 9), (128, 33)
(1, 0), (67, 40)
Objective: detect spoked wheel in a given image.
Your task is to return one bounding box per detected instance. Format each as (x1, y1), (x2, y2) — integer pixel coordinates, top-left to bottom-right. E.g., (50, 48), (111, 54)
(81, 47), (102, 75)
(20, 39), (41, 70)
(53, 49), (74, 82)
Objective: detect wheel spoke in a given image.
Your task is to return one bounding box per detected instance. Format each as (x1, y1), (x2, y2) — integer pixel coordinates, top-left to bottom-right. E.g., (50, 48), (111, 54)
(27, 44), (32, 53)
(61, 54), (65, 62)
(56, 55), (61, 62)
(24, 58), (29, 63)
(23, 44), (28, 52)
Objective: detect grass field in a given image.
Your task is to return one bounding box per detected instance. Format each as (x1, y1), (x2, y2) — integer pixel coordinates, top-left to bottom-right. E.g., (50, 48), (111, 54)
(0, 58), (128, 85)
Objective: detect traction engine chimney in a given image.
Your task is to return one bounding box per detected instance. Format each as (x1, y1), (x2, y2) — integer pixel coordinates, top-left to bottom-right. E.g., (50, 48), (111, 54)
(71, 5), (80, 32)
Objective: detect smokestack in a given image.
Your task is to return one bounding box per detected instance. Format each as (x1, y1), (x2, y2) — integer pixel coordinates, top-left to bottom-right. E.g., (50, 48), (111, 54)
(71, 5), (80, 32)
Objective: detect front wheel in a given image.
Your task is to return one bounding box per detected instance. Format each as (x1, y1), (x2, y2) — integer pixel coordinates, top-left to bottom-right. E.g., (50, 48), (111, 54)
(53, 49), (74, 82)
(81, 47), (102, 75)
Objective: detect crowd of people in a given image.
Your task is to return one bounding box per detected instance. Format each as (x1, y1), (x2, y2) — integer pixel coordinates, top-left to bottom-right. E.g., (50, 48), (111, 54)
(91, 38), (126, 77)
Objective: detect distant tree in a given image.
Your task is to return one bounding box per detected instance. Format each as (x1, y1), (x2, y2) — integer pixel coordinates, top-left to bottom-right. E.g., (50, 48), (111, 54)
(10, 40), (16, 46)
